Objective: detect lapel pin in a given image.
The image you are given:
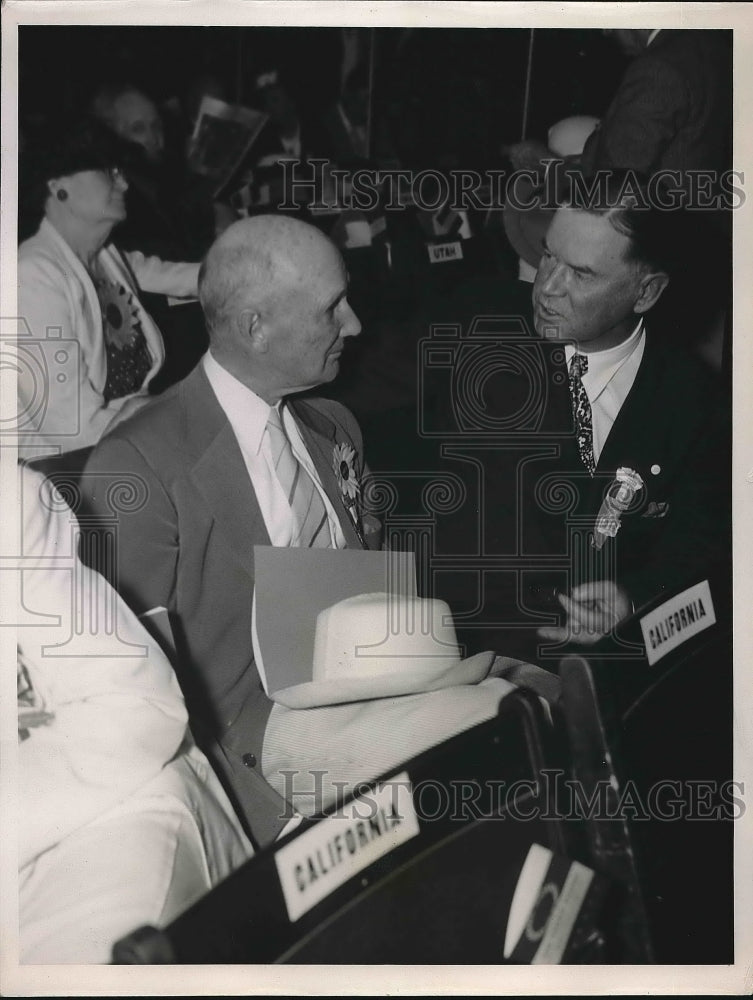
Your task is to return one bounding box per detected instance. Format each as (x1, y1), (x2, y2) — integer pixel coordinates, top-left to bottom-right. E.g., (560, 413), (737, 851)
(650, 464), (661, 475)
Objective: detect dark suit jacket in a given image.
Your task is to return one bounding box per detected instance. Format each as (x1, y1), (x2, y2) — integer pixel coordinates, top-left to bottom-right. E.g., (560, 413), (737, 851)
(422, 280), (729, 658)
(80, 362), (378, 846)
(520, 327), (730, 606)
(580, 29), (732, 182)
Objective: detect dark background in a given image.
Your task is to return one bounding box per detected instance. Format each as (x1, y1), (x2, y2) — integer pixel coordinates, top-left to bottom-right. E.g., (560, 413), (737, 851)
(16, 26), (633, 433)
(18, 26), (629, 167)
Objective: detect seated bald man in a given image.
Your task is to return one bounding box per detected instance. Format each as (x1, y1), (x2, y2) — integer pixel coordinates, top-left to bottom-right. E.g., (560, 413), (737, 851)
(80, 216), (518, 848)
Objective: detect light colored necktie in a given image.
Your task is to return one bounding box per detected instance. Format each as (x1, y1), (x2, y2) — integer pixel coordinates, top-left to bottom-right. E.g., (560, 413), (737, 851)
(266, 406), (333, 547)
(568, 353), (596, 476)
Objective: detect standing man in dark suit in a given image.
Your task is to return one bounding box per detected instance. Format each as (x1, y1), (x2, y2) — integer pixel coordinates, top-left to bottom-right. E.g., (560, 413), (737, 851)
(580, 29), (732, 187)
(80, 215), (377, 847)
(505, 29), (731, 193)
(580, 28), (732, 371)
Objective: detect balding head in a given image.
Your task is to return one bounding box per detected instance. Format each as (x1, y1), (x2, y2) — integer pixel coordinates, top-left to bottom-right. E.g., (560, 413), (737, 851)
(199, 215), (361, 403)
(200, 215), (330, 338)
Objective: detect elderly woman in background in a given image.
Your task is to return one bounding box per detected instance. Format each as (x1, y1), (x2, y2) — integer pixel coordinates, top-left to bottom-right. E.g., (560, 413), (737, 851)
(17, 116), (200, 461)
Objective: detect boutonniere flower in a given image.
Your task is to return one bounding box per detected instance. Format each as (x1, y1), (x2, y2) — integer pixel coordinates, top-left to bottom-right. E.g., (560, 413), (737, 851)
(333, 442), (360, 506)
(333, 442), (366, 545)
(592, 466), (644, 550)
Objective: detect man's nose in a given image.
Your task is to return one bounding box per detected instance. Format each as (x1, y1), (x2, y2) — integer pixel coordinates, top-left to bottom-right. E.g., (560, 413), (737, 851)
(341, 300), (362, 338)
(537, 258), (566, 296)
(115, 172), (129, 193)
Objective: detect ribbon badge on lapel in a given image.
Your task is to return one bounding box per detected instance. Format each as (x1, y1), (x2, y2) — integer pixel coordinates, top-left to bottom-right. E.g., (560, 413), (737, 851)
(592, 466), (644, 550)
(333, 442), (366, 546)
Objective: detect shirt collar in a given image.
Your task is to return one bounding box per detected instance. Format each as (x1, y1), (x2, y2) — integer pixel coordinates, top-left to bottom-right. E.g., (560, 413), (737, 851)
(647, 29), (662, 47)
(202, 349), (271, 455)
(564, 318), (645, 400)
(565, 318), (643, 364)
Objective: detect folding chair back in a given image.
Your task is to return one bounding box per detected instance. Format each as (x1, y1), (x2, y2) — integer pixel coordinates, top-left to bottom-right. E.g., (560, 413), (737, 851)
(557, 572), (733, 963)
(113, 688), (596, 965)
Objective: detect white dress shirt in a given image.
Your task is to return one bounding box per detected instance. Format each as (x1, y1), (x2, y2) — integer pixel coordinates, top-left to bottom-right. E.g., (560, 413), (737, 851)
(202, 350), (346, 548)
(564, 319), (645, 463)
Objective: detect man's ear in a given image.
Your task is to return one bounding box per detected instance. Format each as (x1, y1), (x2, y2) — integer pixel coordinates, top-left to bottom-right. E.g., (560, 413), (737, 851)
(634, 271), (670, 315)
(238, 308), (267, 351)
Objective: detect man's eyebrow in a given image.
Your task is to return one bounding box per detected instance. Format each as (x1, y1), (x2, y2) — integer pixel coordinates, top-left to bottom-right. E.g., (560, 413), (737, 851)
(542, 237), (596, 275)
(560, 249), (595, 275)
(571, 260), (596, 275)
(542, 240), (596, 274)
(325, 288), (347, 311)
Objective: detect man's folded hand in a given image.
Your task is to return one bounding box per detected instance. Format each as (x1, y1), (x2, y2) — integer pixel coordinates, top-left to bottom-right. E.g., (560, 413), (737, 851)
(536, 580), (632, 646)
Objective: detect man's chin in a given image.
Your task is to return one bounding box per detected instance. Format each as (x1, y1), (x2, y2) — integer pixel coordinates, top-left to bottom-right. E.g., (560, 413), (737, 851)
(534, 316), (566, 340)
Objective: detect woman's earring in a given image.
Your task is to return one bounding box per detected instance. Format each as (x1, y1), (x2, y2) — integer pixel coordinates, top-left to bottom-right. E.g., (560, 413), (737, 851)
(56, 189), (68, 202)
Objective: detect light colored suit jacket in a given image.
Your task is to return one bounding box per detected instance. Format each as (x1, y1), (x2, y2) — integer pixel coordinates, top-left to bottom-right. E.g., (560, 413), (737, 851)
(81, 362), (379, 846)
(17, 218), (199, 458)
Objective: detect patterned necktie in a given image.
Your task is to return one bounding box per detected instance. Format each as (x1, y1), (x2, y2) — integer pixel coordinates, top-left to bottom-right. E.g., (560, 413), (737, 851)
(568, 353), (596, 476)
(266, 406), (333, 548)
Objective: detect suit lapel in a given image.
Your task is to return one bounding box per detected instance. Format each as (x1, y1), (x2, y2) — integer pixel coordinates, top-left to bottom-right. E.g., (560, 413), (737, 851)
(587, 333), (677, 519)
(289, 398), (365, 548)
(182, 368), (363, 554)
(596, 334), (666, 476)
(183, 365), (271, 577)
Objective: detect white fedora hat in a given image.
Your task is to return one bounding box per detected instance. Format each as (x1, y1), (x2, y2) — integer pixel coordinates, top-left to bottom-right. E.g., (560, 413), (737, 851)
(271, 592), (494, 709)
(547, 115), (600, 158)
